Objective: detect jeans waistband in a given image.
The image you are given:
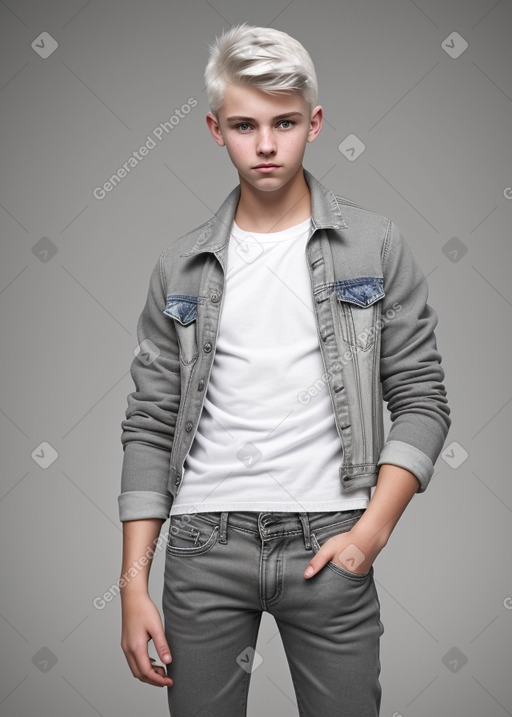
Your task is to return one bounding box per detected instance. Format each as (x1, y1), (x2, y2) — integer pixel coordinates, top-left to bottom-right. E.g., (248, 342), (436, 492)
(187, 509), (365, 549)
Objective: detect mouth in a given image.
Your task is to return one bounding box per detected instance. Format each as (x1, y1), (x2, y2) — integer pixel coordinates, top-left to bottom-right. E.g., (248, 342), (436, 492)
(252, 164), (281, 172)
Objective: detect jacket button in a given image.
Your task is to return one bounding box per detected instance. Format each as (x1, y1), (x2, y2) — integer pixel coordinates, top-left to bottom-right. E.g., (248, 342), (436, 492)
(341, 423), (351, 429)
(198, 379), (205, 391)
(185, 421), (193, 432)
(203, 342), (212, 353)
(211, 291), (220, 303)
(333, 383), (344, 392)
(175, 478), (180, 486)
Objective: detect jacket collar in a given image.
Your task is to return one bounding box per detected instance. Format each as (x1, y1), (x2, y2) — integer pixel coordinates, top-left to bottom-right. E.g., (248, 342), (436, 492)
(181, 168), (348, 257)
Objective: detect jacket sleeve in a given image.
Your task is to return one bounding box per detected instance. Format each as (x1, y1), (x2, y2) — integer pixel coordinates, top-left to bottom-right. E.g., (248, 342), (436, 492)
(118, 252), (180, 521)
(377, 219), (451, 492)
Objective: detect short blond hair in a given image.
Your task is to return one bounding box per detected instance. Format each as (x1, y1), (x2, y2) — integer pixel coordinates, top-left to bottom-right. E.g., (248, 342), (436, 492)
(204, 23), (318, 118)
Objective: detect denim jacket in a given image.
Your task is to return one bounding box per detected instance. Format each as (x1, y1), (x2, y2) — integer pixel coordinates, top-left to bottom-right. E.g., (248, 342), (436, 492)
(118, 168), (451, 522)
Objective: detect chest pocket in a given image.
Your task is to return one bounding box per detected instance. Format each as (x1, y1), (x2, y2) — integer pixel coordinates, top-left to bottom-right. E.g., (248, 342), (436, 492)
(334, 277), (385, 351)
(163, 294), (198, 325)
(163, 294), (200, 364)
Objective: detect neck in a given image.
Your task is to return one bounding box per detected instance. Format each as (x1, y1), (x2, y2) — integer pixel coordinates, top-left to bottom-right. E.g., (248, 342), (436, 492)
(234, 166), (311, 233)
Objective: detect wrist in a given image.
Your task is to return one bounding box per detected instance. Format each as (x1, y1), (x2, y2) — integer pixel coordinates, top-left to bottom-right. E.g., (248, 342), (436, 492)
(351, 519), (390, 553)
(120, 583), (150, 599)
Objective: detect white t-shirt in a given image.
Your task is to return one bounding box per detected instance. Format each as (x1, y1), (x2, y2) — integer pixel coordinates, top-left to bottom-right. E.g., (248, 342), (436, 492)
(169, 216), (370, 515)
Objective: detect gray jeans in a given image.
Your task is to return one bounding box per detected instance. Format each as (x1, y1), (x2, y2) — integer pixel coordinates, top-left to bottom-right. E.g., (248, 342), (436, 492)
(162, 509), (384, 716)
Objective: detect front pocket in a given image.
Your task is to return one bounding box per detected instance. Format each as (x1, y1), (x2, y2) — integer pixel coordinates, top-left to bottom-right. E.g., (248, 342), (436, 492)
(166, 513), (220, 556)
(310, 520), (370, 580)
(334, 277), (384, 351)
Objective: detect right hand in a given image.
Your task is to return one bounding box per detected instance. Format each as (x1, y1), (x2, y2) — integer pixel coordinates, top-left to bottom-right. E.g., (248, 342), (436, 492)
(121, 591), (173, 688)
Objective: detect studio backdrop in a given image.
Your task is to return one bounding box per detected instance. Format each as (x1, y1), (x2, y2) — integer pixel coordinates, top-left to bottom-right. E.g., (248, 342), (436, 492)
(0, 1), (511, 716)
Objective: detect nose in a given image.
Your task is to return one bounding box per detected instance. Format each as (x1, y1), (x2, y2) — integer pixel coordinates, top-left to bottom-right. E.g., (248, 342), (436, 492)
(256, 126), (276, 155)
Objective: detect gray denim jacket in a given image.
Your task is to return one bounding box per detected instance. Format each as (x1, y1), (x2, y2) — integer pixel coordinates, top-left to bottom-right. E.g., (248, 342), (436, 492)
(118, 168), (451, 522)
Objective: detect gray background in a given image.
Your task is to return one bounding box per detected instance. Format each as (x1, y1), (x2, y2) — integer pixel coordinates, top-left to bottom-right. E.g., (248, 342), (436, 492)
(0, 1), (511, 715)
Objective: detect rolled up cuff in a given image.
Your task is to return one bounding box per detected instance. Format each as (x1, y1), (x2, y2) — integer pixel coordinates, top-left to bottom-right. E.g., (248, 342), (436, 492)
(377, 439), (434, 492)
(118, 490), (172, 522)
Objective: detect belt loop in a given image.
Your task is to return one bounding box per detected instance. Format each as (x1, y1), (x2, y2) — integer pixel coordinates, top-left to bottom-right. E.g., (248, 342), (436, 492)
(218, 512), (229, 544)
(298, 513), (311, 550)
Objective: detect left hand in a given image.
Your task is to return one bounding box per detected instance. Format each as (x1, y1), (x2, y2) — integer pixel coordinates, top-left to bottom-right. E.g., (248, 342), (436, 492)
(303, 525), (386, 578)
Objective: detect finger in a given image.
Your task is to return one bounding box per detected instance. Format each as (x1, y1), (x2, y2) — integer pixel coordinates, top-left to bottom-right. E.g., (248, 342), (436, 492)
(152, 665), (167, 678)
(140, 654), (174, 687)
(303, 549), (331, 578)
(153, 633), (172, 664)
(149, 657), (169, 674)
(139, 661), (174, 688)
(129, 647), (174, 687)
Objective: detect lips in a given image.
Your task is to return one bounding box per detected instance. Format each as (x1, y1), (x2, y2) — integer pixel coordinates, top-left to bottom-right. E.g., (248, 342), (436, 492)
(252, 164), (281, 173)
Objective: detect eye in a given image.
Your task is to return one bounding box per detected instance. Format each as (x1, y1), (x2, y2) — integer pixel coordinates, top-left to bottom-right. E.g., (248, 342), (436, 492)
(278, 120), (295, 129)
(235, 122), (252, 131)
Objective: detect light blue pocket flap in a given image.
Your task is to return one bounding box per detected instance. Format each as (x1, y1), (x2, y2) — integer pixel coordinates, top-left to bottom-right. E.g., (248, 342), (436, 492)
(163, 294), (199, 325)
(334, 277), (384, 308)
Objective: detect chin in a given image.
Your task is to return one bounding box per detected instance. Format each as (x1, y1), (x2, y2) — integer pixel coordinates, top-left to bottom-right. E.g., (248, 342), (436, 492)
(251, 178), (287, 192)
(246, 170), (293, 185)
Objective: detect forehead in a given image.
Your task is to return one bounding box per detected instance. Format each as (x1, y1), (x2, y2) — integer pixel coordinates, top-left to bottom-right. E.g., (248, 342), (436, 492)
(220, 83), (307, 120)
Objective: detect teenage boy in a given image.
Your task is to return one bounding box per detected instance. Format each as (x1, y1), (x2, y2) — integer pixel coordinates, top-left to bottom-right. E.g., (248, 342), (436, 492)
(119, 23), (451, 717)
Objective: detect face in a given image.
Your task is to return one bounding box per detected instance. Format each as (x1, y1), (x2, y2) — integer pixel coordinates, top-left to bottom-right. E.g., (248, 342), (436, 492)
(206, 83), (323, 193)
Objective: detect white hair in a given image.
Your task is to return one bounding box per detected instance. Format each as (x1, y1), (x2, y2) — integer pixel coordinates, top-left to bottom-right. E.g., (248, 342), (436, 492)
(204, 23), (318, 117)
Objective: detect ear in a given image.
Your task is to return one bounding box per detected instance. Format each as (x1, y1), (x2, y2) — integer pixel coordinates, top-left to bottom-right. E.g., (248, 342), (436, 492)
(206, 112), (226, 147)
(307, 105), (323, 143)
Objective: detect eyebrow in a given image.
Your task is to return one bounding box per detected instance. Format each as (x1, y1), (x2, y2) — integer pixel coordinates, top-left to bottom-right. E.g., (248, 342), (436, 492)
(225, 111), (303, 123)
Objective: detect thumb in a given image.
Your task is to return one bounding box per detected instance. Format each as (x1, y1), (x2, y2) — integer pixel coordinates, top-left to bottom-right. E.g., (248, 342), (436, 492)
(303, 548), (329, 578)
(154, 634), (172, 664)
